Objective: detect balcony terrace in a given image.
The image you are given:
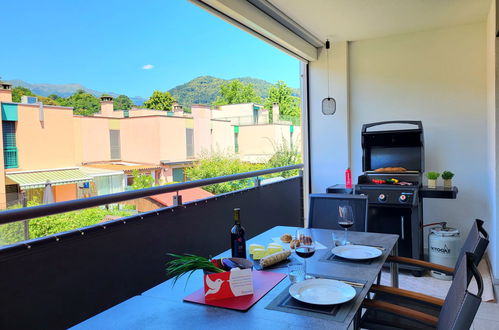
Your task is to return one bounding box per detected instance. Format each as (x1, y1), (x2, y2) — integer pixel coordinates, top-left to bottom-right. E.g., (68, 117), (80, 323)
(0, 165), (303, 329)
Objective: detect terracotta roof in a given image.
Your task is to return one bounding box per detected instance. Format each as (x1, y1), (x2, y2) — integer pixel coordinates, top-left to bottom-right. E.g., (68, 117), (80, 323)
(148, 188), (213, 206)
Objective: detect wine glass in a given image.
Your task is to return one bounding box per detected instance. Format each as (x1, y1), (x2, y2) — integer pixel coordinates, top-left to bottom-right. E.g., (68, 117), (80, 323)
(338, 205), (354, 245)
(295, 228), (316, 280)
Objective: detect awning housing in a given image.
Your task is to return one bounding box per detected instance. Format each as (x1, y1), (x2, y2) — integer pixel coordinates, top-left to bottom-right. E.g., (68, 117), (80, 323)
(6, 168), (92, 189)
(188, 0), (320, 62)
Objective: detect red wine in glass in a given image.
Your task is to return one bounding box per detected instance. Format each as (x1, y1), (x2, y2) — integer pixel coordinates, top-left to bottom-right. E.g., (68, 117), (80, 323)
(338, 205), (354, 244)
(295, 246), (316, 258)
(338, 221), (354, 229)
(295, 228), (316, 279)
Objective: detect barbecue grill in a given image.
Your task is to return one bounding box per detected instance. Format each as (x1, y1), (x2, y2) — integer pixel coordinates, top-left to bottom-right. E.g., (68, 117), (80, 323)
(356, 121), (425, 275)
(327, 120), (458, 276)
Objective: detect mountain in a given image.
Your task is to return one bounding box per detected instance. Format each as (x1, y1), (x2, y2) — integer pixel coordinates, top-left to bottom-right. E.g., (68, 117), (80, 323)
(6, 76), (299, 108)
(168, 76), (299, 109)
(6, 79), (146, 105)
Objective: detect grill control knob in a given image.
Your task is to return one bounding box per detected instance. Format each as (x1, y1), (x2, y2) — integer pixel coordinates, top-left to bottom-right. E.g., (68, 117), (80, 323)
(378, 194), (387, 202)
(399, 194), (408, 203)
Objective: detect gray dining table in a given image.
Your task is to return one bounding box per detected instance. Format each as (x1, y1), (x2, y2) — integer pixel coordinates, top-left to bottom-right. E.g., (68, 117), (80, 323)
(72, 226), (399, 330)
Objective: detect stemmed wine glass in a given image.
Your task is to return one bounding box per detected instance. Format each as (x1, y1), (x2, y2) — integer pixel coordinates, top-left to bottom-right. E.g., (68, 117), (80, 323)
(295, 228), (316, 280)
(338, 205), (354, 245)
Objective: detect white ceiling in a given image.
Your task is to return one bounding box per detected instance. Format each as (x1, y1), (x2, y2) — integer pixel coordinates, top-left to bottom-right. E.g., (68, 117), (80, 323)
(268, 0), (492, 42)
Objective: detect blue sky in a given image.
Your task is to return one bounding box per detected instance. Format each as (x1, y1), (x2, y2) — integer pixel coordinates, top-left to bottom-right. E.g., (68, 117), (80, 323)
(0, 0), (300, 98)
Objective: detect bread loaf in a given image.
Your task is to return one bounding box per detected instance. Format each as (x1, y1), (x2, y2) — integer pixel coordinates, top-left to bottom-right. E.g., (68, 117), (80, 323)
(259, 250), (291, 268)
(374, 167), (407, 173)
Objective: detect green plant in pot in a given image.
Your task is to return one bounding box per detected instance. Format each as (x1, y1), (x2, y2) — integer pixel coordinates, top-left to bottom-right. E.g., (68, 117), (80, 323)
(426, 171), (440, 189)
(441, 171), (454, 189)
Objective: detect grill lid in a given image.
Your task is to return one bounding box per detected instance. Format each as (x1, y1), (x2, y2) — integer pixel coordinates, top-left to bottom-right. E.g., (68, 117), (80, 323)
(361, 121), (424, 173)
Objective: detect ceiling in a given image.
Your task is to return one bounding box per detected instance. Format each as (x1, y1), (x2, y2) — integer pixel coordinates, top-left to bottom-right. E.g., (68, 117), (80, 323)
(267, 0), (492, 42)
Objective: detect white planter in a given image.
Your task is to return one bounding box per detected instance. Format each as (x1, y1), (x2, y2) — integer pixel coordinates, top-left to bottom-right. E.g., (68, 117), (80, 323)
(428, 179), (437, 189)
(443, 179), (452, 189)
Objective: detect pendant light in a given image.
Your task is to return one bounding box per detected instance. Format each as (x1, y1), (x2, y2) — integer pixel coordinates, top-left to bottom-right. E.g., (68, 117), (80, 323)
(322, 40), (336, 115)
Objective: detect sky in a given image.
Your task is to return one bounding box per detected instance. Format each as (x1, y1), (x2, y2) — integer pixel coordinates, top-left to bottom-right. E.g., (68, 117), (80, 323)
(0, 0), (300, 98)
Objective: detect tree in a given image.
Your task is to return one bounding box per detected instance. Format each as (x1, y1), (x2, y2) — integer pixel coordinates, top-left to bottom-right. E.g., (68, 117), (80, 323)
(47, 94), (61, 101)
(186, 152), (263, 194)
(143, 90), (176, 111)
(266, 138), (302, 178)
(38, 95), (60, 106)
(264, 81), (300, 121)
(59, 89), (100, 116)
(114, 94), (134, 110)
(11, 87), (35, 102)
(212, 80), (261, 106)
(130, 170), (154, 190)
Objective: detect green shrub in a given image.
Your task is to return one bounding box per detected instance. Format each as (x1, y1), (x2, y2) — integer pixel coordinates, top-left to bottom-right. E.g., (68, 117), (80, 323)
(185, 151), (263, 194)
(265, 138), (301, 178)
(426, 172), (440, 180)
(28, 208), (132, 239)
(441, 171), (454, 180)
(0, 201), (133, 245)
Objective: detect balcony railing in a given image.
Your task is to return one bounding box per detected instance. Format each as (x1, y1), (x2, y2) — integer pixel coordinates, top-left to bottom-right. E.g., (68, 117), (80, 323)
(0, 164), (304, 329)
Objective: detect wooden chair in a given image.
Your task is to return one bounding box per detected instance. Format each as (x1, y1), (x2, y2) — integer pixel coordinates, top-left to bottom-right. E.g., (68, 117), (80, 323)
(361, 252), (484, 330)
(308, 193), (368, 231)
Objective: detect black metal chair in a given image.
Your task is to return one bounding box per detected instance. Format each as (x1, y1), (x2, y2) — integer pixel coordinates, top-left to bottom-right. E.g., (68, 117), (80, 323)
(361, 252), (484, 330)
(366, 219), (488, 325)
(308, 193), (368, 231)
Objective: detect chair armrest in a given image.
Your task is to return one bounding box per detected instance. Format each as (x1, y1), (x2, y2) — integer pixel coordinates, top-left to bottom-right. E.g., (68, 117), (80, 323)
(362, 299), (439, 326)
(370, 284), (445, 307)
(387, 256), (454, 275)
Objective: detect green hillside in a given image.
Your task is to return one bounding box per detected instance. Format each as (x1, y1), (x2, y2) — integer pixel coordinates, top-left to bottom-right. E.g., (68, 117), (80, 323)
(168, 76), (299, 110)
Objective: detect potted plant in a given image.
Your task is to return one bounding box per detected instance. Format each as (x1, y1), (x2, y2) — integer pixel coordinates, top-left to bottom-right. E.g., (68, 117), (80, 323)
(442, 171), (454, 189)
(426, 171), (440, 189)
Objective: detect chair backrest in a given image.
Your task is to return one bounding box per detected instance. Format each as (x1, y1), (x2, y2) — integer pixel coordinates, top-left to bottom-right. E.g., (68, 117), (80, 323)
(454, 219), (489, 273)
(438, 252), (483, 330)
(308, 193), (368, 231)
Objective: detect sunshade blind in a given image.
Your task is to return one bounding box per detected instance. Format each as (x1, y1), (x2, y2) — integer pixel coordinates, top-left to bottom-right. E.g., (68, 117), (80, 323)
(2, 121), (18, 169)
(109, 130), (121, 160)
(186, 128), (194, 158)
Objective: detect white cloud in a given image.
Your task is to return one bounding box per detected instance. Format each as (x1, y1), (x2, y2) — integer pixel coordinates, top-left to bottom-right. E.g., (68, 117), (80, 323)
(142, 64), (154, 70)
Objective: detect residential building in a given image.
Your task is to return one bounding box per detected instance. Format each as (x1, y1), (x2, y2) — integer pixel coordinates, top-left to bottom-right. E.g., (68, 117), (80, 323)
(0, 86), (300, 208)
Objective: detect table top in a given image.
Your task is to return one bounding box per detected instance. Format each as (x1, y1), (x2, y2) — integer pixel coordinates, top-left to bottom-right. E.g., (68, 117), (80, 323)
(72, 226), (398, 330)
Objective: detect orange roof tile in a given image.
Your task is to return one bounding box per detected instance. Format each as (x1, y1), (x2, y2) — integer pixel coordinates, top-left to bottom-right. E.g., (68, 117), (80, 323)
(148, 187), (213, 206)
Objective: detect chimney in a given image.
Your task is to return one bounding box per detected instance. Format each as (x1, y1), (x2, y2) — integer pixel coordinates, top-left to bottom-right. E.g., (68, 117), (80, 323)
(272, 103), (280, 123)
(172, 101), (183, 115)
(0, 83), (13, 103)
(100, 95), (114, 116)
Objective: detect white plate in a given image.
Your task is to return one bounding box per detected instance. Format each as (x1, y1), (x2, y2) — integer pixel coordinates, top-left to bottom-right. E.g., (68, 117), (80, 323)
(289, 279), (356, 305)
(331, 245), (382, 260)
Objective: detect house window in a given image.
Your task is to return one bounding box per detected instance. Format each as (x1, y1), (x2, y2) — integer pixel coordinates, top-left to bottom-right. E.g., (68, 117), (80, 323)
(109, 129), (121, 160)
(186, 128), (194, 158)
(3, 121), (18, 169)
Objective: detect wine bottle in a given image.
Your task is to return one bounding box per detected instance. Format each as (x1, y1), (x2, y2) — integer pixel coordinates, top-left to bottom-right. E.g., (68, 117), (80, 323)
(231, 208), (246, 258)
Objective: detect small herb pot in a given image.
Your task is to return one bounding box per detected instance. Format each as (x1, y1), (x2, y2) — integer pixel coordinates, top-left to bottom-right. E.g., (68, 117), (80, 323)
(443, 179), (452, 189)
(428, 179), (437, 189)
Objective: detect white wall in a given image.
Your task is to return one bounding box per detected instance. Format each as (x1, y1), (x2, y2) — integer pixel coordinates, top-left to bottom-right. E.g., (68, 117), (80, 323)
(308, 23), (496, 278)
(350, 21), (490, 267)
(309, 41), (350, 192)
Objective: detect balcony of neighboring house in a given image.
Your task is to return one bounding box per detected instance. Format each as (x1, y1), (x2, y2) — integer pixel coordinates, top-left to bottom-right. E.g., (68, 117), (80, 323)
(84, 162), (162, 190)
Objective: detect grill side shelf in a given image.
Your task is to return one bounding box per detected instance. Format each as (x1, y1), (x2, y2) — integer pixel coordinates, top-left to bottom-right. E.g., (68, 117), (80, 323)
(420, 186), (458, 199)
